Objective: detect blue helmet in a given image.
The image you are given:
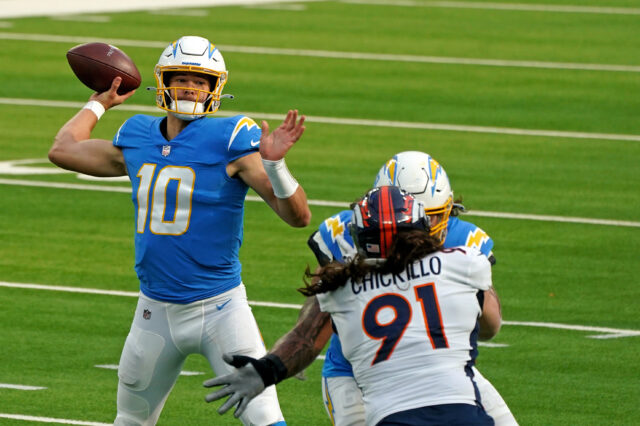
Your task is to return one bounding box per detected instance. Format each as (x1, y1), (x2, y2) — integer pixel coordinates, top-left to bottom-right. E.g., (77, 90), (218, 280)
(351, 186), (429, 259)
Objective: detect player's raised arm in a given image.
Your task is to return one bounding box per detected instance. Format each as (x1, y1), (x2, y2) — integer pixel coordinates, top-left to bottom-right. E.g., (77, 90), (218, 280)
(233, 110), (311, 227)
(49, 77), (135, 177)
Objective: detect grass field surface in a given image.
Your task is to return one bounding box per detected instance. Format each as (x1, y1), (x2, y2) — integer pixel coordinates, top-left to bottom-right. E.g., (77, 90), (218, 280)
(1, 1), (639, 425)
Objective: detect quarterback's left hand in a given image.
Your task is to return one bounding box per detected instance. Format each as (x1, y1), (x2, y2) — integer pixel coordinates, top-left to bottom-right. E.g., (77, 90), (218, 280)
(259, 110), (306, 161)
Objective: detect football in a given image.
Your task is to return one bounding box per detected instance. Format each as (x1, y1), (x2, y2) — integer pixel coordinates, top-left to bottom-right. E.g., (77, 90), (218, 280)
(66, 42), (141, 94)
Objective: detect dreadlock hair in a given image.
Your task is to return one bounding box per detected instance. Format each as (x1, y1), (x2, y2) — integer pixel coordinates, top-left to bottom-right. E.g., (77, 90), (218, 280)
(299, 229), (440, 296)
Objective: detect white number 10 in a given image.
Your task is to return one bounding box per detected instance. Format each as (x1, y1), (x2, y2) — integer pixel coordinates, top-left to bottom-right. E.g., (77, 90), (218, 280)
(136, 164), (195, 235)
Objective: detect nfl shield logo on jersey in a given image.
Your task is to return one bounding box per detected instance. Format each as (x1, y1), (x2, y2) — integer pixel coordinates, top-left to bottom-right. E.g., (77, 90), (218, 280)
(162, 145), (171, 156)
(143, 309), (152, 320)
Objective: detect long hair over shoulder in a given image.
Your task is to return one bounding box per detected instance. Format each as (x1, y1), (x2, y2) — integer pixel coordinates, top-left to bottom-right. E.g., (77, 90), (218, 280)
(299, 230), (440, 296)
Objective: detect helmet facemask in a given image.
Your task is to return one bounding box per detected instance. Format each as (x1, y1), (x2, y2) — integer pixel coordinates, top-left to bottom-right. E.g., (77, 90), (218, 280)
(154, 66), (227, 120)
(425, 196), (453, 246)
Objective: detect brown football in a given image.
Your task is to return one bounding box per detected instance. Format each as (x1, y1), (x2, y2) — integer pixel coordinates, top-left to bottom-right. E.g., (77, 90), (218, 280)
(66, 42), (141, 95)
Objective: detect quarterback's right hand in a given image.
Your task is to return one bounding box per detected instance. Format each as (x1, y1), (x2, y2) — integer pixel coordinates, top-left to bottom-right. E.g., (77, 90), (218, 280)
(90, 76), (136, 110)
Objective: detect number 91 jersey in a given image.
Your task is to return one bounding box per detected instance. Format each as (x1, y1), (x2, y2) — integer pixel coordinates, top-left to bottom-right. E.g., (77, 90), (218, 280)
(316, 247), (492, 426)
(113, 114), (261, 304)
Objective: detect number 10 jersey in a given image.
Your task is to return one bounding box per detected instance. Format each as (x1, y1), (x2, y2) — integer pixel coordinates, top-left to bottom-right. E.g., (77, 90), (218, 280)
(114, 114), (261, 304)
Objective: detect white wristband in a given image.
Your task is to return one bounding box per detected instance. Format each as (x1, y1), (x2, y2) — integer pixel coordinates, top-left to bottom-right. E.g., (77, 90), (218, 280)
(262, 158), (299, 199)
(83, 100), (105, 120)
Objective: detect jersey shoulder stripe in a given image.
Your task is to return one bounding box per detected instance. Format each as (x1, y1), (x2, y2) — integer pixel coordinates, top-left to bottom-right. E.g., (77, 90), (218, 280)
(446, 217), (494, 257)
(227, 115), (261, 157)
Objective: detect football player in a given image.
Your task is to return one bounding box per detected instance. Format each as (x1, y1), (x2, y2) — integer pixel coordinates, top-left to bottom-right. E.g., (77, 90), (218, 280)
(309, 186), (496, 425)
(49, 35), (310, 425)
(204, 152), (517, 425)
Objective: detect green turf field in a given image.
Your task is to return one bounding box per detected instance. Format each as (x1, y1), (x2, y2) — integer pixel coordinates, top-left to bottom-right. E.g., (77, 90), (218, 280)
(1, 1), (639, 425)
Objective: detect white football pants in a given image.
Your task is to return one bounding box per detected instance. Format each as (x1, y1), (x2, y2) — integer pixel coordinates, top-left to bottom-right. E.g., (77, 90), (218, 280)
(114, 284), (285, 426)
(321, 367), (517, 426)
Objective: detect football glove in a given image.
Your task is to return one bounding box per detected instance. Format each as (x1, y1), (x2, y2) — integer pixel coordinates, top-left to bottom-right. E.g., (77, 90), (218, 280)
(204, 353), (288, 418)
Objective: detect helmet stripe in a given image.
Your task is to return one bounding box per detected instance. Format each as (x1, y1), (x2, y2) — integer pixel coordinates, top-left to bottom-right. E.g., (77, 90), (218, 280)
(378, 186), (396, 258)
(378, 187), (387, 257)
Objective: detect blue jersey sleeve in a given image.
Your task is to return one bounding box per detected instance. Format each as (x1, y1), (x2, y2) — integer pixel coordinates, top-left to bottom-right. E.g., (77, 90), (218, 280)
(307, 210), (356, 266)
(225, 115), (261, 162)
(113, 114), (157, 148)
(445, 216), (495, 263)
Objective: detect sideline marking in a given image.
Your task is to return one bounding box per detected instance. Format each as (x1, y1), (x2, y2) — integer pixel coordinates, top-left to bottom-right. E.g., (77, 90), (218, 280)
(1, 281), (638, 340)
(2, 97), (640, 143)
(0, 414), (110, 425)
(1, 176), (639, 229)
(1, 32), (640, 74)
(0, 383), (47, 390)
(341, 0), (640, 16)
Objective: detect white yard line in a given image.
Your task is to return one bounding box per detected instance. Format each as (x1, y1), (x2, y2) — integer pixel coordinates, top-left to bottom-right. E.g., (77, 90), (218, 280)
(0, 0), (320, 19)
(503, 321), (640, 339)
(0, 383), (47, 390)
(341, 0), (640, 16)
(1, 281), (638, 339)
(1, 177), (639, 228)
(1, 32), (639, 74)
(0, 414), (110, 426)
(2, 97), (640, 143)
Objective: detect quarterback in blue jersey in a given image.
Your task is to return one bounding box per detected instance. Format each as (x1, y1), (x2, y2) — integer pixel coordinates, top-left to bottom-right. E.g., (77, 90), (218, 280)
(50, 36), (310, 425)
(204, 152), (517, 425)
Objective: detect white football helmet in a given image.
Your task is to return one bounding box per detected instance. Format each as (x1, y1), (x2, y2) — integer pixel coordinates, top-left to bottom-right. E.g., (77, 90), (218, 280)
(373, 151), (453, 245)
(154, 36), (228, 120)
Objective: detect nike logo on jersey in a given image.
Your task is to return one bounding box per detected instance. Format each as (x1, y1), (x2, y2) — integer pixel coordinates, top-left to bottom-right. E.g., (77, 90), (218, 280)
(250, 139), (260, 147)
(228, 117), (260, 151)
(216, 299), (232, 310)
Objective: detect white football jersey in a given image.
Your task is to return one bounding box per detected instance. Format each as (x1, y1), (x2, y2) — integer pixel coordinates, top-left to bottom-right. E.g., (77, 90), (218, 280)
(317, 246), (492, 426)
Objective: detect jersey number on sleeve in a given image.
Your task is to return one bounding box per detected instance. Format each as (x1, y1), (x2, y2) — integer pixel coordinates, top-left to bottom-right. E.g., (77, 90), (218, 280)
(362, 283), (449, 365)
(136, 164), (195, 235)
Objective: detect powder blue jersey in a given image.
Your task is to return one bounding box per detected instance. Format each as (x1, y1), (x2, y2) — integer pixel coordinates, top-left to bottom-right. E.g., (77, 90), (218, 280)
(308, 212), (494, 377)
(114, 114), (262, 304)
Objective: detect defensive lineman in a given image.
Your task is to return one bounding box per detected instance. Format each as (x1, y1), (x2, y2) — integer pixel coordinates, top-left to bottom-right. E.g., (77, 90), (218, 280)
(310, 186), (495, 425)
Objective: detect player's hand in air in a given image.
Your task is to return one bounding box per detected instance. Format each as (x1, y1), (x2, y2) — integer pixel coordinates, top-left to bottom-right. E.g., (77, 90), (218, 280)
(259, 109), (306, 161)
(90, 76), (137, 111)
